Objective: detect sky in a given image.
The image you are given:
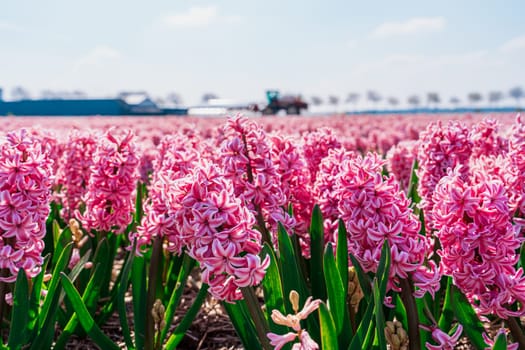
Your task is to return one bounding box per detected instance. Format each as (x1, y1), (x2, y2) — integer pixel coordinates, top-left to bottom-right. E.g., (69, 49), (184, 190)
(1, 0), (525, 108)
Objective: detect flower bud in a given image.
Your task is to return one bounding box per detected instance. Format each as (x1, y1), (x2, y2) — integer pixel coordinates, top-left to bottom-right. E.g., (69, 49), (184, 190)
(69, 218), (82, 243)
(289, 290), (300, 314)
(348, 267), (364, 311)
(152, 299), (166, 330)
(384, 319), (409, 350)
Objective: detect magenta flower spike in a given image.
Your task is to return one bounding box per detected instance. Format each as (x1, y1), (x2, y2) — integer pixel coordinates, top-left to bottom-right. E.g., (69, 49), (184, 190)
(334, 153), (439, 297)
(149, 158), (270, 302)
(220, 115), (295, 245)
(433, 161), (525, 318)
(55, 130), (98, 220)
(78, 128), (139, 234)
(416, 120), (472, 231)
(0, 129), (54, 282)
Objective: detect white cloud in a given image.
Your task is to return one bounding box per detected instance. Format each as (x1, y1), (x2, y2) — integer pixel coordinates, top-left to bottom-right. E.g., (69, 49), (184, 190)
(370, 17), (446, 38)
(74, 46), (121, 70)
(354, 51), (487, 75)
(162, 6), (218, 28)
(500, 35), (525, 52)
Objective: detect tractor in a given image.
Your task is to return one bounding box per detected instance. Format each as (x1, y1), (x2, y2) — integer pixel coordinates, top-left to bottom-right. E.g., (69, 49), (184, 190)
(260, 90), (308, 115)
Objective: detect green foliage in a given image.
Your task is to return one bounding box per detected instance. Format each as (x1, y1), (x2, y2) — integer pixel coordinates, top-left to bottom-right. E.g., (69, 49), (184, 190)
(0, 169), (510, 350)
(451, 285), (489, 349)
(492, 331), (508, 350)
(319, 302), (338, 350)
(310, 205), (327, 301)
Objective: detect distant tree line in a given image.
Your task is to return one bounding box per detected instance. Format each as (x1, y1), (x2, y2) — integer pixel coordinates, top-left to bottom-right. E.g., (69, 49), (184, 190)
(5, 85), (524, 110)
(308, 86), (524, 109)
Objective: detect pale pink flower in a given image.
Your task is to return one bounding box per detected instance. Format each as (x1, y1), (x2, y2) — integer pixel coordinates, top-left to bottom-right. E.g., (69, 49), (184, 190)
(293, 331), (319, 350)
(267, 293), (321, 350)
(268, 332), (297, 350)
(424, 324), (463, 350)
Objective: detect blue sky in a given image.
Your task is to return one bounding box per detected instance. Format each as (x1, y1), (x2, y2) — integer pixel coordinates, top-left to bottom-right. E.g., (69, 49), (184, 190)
(1, 0), (524, 107)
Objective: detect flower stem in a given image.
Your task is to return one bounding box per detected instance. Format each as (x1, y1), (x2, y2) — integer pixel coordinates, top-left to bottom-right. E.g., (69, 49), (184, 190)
(146, 236), (163, 350)
(506, 316), (525, 349)
(241, 286), (272, 350)
(400, 278), (421, 350)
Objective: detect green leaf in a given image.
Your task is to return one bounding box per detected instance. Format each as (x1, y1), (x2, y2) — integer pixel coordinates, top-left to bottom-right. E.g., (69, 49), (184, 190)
(222, 300), (263, 350)
(373, 243), (390, 350)
(452, 285), (489, 349)
(60, 273), (120, 350)
(492, 331), (507, 350)
(165, 284), (209, 350)
(407, 159), (421, 204)
(309, 204), (326, 301)
(324, 243), (352, 346)
(438, 277), (454, 331)
(319, 302), (338, 350)
(348, 287), (376, 350)
(159, 253), (196, 346)
(336, 220), (349, 295)
(373, 279), (387, 350)
(8, 269), (30, 349)
(375, 242), (391, 295)
(134, 181), (145, 225)
(164, 253), (185, 295)
(51, 223), (72, 266)
(348, 243), (391, 350)
(97, 234), (118, 299)
(261, 244), (287, 335)
(277, 223), (309, 313)
(116, 249), (136, 350)
(60, 248), (93, 317)
(349, 255), (371, 302)
(31, 242), (74, 350)
(54, 264), (107, 350)
(393, 294), (407, 330)
(131, 256), (147, 350)
(27, 255), (50, 335)
(84, 238), (111, 314)
(519, 241), (525, 270)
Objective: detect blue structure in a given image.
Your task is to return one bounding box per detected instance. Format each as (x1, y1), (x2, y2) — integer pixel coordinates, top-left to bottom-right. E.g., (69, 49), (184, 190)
(0, 92), (188, 116)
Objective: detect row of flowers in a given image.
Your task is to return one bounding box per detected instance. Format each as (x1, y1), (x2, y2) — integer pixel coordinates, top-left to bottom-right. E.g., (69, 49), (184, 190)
(0, 113), (524, 349)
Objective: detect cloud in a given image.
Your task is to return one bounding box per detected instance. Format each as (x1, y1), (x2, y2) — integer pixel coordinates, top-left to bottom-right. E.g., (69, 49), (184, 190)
(74, 46), (121, 70)
(500, 35), (525, 52)
(370, 17), (446, 38)
(162, 6), (219, 28)
(354, 50), (487, 75)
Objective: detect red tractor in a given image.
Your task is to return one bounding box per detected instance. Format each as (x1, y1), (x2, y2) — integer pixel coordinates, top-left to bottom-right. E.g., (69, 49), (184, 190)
(260, 90), (308, 115)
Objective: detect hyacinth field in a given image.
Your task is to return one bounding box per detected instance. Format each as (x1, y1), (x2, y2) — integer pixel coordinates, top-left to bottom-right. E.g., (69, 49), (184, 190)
(1, 112), (525, 350)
